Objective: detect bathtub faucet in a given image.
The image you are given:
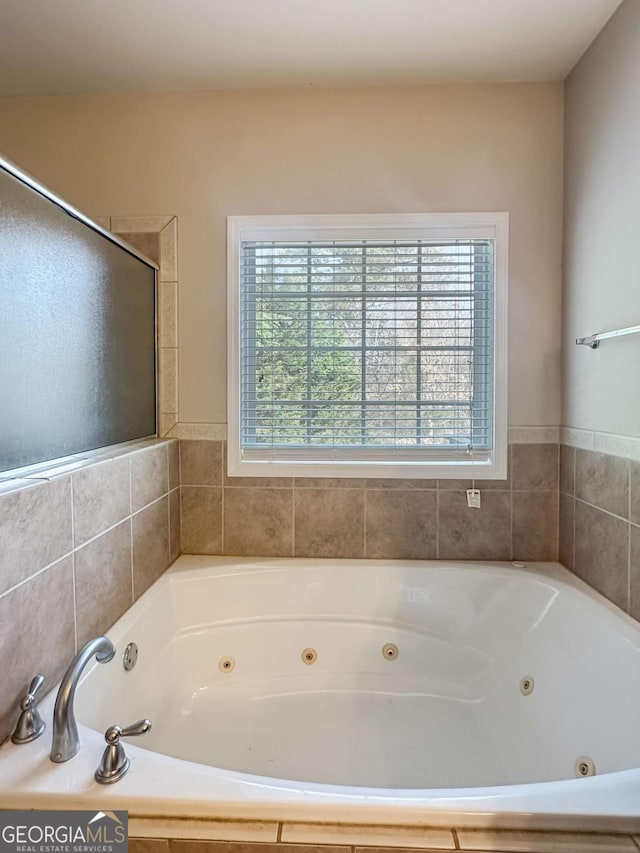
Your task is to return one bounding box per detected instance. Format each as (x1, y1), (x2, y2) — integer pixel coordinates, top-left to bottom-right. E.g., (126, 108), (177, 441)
(50, 636), (116, 763)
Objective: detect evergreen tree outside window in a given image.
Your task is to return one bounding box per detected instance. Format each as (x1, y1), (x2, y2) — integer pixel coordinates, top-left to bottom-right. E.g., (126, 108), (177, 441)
(228, 214), (508, 479)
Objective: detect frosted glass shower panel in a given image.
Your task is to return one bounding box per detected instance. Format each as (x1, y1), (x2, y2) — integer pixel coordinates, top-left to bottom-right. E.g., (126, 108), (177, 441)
(0, 164), (156, 472)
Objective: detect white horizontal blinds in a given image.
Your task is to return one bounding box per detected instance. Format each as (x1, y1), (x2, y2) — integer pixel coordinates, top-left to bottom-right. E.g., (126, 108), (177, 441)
(240, 239), (494, 451)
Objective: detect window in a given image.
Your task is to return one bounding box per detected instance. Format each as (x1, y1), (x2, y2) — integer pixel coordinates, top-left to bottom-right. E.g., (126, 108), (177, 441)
(228, 213), (507, 479)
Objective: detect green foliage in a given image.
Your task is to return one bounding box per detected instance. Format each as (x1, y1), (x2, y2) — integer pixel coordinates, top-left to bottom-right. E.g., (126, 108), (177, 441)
(254, 303), (361, 444)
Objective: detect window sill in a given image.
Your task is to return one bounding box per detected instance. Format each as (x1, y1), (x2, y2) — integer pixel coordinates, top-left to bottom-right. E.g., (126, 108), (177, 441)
(228, 455), (508, 481)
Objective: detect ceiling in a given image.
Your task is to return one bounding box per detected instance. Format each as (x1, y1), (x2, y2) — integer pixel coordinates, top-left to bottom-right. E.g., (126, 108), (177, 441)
(0, 0), (624, 96)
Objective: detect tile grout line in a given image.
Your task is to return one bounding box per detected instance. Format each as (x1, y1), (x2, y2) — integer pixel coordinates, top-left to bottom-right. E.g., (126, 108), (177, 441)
(450, 827), (461, 850)
(276, 823), (283, 843)
(69, 490), (171, 560)
(574, 495), (632, 524)
(131, 491), (172, 519)
(0, 549), (75, 603)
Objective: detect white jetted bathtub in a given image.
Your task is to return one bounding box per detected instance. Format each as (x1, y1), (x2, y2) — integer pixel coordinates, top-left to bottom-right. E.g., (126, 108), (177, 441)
(2, 556), (640, 829)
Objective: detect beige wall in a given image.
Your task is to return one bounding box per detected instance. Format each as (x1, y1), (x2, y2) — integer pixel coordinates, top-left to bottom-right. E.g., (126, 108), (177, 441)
(563, 0), (640, 437)
(0, 83), (563, 428)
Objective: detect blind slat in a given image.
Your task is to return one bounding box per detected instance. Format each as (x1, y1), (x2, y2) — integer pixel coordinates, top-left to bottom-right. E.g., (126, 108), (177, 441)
(241, 238), (494, 451)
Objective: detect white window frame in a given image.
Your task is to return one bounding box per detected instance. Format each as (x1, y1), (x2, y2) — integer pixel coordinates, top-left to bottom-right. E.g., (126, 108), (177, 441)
(227, 213), (508, 479)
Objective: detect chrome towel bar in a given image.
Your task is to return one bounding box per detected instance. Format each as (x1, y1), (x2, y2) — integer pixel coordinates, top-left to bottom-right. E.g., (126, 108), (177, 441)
(576, 324), (640, 349)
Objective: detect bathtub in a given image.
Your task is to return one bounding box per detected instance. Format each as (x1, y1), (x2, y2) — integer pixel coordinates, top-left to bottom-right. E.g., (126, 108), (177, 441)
(1, 555), (640, 832)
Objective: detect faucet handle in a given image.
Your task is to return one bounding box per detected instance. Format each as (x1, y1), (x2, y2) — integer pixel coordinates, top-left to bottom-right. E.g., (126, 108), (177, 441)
(109, 719), (152, 741)
(11, 674), (46, 744)
(95, 718), (152, 784)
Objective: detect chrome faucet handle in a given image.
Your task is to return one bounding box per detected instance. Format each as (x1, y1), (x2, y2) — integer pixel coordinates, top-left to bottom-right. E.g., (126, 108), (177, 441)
(94, 718), (152, 784)
(11, 675), (46, 744)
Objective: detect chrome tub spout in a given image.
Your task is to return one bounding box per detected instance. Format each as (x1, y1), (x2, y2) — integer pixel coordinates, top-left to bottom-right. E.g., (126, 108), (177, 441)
(50, 636), (115, 763)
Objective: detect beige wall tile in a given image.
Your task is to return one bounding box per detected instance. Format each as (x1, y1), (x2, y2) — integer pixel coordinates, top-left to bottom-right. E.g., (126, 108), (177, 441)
(159, 280), (178, 348)
(171, 845), (349, 853)
(181, 440), (222, 486)
(133, 497), (171, 599)
(561, 427), (595, 451)
(630, 461), (640, 526)
(130, 842), (169, 853)
(130, 818), (277, 842)
(225, 474), (294, 488)
(160, 413), (178, 437)
(131, 445), (169, 512)
(0, 556), (74, 743)
(159, 347), (178, 414)
(355, 848), (456, 853)
(116, 231), (160, 264)
(111, 215), (173, 232)
(0, 477), (72, 595)
(168, 440), (180, 491)
(438, 477), (510, 491)
(438, 491), (511, 560)
(366, 479), (437, 490)
(169, 489), (181, 563)
(73, 457), (130, 546)
(456, 829), (635, 851)
(365, 489), (437, 559)
(295, 478), (365, 489)
(170, 423), (227, 441)
(160, 218), (178, 281)
(512, 444), (558, 491)
(559, 492), (575, 570)
(281, 824), (454, 849)
(295, 489), (365, 558)
(629, 525), (640, 621)
(560, 444), (575, 495)
(224, 488), (293, 556)
(181, 487), (222, 554)
(594, 433), (640, 463)
(512, 491), (558, 561)
(575, 501), (629, 610)
(576, 449), (629, 518)
(223, 442), (290, 488)
(509, 427), (560, 444)
(438, 449), (511, 491)
(74, 520), (133, 646)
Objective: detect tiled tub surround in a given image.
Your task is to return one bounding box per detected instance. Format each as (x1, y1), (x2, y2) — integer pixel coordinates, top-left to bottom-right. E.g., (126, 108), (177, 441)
(559, 444), (640, 619)
(0, 439), (180, 744)
(126, 827), (640, 853)
(179, 441), (559, 562)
